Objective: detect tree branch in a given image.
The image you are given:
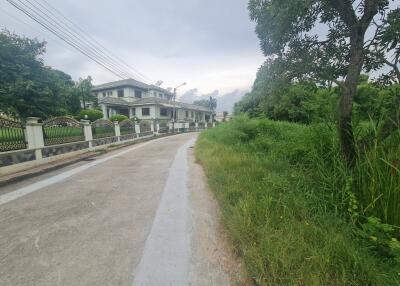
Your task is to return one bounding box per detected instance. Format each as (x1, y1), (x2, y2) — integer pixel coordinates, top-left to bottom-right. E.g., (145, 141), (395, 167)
(361, 0), (384, 29)
(332, 78), (347, 90)
(325, 0), (357, 28)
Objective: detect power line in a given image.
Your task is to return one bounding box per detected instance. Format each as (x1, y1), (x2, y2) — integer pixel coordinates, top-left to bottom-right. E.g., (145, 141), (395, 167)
(38, 0), (152, 83)
(6, 0), (147, 81)
(6, 0), (126, 79)
(28, 0), (139, 80)
(22, 0), (132, 79)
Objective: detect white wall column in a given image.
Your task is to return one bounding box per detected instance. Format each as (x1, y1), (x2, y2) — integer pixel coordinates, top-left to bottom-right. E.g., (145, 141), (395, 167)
(129, 108), (134, 119)
(101, 105), (108, 119)
(135, 123), (141, 134)
(81, 120), (93, 148)
(25, 117), (44, 160)
(114, 121), (121, 142)
(150, 120), (155, 133)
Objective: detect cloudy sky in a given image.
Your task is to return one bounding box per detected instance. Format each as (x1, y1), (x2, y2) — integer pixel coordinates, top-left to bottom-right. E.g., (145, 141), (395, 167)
(0, 0), (264, 106)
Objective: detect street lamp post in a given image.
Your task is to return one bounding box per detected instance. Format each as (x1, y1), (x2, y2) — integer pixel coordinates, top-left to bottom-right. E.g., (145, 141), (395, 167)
(172, 82), (186, 133)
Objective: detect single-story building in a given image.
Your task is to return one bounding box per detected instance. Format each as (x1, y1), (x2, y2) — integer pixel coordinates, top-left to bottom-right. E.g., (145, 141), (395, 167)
(92, 79), (214, 122)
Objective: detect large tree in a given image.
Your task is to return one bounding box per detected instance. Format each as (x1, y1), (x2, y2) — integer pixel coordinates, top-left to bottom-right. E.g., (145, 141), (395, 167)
(248, 0), (396, 165)
(0, 30), (88, 119)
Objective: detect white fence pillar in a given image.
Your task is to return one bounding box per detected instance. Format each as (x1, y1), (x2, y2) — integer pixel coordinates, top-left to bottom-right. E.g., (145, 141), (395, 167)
(213, 122), (216, 128)
(155, 122), (160, 135)
(81, 120), (93, 148)
(150, 120), (155, 133)
(195, 122), (199, 131)
(169, 122), (174, 133)
(26, 117), (44, 160)
(135, 123), (141, 134)
(114, 121), (121, 142)
(205, 122), (208, 129)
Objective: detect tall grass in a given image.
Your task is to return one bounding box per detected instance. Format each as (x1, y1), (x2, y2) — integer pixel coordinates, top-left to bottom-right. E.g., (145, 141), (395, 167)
(196, 117), (400, 285)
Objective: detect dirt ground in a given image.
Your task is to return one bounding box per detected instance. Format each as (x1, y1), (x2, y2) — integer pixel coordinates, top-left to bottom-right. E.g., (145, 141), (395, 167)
(187, 147), (251, 286)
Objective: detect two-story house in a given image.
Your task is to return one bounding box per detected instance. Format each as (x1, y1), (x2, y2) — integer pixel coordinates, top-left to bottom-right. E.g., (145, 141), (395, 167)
(92, 79), (214, 123)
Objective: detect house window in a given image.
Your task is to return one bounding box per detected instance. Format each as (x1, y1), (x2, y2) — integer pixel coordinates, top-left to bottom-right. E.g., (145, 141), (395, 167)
(131, 108), (136, 116)
(159, 93), (163, 98)
(107, 91), (112, 96)
(117, 89), (124, 97)
(135, 90), (142, 98)
(160, 108), (168, 116)
(102, 92), (106, 97)
(185, 111), (189, 118)
(142, 108), (150, 116)
(191, 111), (194, 118)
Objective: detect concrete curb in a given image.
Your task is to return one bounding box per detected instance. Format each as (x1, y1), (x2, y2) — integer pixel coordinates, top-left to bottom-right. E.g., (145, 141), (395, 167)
(0, 133), (180, 188)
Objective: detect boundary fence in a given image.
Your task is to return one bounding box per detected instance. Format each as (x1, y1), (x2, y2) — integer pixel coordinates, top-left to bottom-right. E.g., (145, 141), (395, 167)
(0, 117), (215, 170)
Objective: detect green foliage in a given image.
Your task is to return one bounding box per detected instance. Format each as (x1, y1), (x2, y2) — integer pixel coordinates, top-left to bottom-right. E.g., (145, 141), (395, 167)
(196, 118), (400, 285)
(366, 8), (400, 84)
(236, 58), (400, 129)
(0, 30), (91, 119)
(193, 97), (217, 111)
(109, 114), (128, 122)
(193, 99), (210, 108)
(77, 109), (103, 122)
(76, 76), (95, 109)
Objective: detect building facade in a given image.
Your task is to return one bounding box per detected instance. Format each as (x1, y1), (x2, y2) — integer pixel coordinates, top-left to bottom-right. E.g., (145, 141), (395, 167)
(92, 79), (214, 122)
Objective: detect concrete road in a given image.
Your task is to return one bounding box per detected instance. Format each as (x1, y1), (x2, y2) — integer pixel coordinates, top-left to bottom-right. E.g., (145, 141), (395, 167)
(0, 133), (245, 286)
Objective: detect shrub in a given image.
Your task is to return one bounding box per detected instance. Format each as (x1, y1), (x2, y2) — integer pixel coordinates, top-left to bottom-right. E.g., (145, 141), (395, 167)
(196, 118), (400, 285)
(110, 114), (128, 122)
(77, 109), (103, 122)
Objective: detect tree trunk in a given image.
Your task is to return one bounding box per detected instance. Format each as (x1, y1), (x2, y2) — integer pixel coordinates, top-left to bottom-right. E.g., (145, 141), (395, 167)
(339, 25), (366, 167)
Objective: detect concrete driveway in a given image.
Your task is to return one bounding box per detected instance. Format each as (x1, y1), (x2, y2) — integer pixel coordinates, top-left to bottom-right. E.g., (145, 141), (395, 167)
(0, 133), (245, 286)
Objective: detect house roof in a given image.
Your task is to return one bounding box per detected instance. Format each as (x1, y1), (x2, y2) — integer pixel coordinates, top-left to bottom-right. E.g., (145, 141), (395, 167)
(98, 96), (212, 112)
(92, 78), (173, 96)
(98, 97), (129, 106)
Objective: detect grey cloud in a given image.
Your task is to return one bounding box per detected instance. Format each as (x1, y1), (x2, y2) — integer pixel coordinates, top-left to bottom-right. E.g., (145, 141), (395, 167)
(0, 0), (263, 92)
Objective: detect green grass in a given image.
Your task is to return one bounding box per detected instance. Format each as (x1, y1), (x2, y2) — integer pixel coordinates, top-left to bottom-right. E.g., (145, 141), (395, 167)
(195, 117), (400, 285)
(0, 127), (25, 142)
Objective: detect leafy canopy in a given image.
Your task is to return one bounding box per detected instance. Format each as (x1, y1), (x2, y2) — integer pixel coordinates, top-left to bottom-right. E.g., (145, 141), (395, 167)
(248, 0), (394, 84)
(0, 30), (91, 119)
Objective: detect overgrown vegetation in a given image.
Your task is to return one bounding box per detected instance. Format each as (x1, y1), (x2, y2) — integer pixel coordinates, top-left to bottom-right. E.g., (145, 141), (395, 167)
(211, 1), (400, 283)
(196, 117), (400, 285)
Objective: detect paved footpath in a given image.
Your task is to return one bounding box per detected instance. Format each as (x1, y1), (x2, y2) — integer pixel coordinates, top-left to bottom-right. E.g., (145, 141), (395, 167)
(0, 133), (245, 286)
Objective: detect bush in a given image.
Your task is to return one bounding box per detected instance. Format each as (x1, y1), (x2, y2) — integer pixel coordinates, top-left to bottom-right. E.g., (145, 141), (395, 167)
(110, 114), (128, 122)
(77, 109), (103, 122)
(196, 118), (400, 285)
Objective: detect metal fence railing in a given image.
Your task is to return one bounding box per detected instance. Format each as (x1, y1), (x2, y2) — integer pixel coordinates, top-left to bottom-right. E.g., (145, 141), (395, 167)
(120, 119), (136, 135)
(42, 117), (84, 146)
(139, 120), (152, 133)
(0, 117), (26, 152)
(92, 119), (115, 139)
